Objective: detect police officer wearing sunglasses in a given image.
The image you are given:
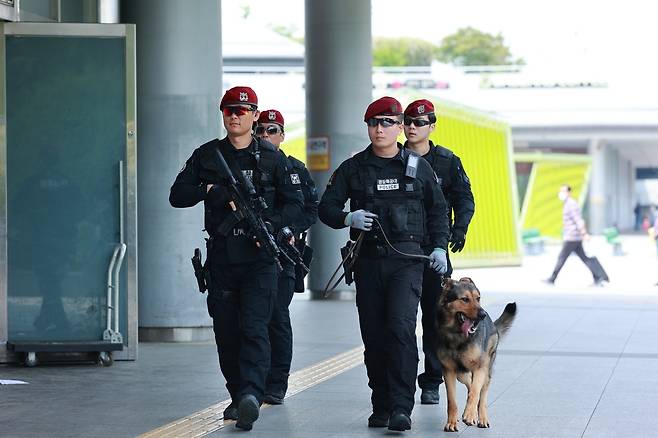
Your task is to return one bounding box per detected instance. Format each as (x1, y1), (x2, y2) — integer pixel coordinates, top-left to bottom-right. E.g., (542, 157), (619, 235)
(255, 109), (318, 405)
(318, 96), (449, 432)
(169, 86), (303, 431)
(402, 99), (475, 406)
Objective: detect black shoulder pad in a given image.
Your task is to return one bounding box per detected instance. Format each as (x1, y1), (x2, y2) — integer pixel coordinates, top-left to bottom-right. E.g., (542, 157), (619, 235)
(433, 144), (454, 159)
(257, 138), (277, 152)
(288, 155), (305, 170)
(345, 155), (361, 178)
(198, 138), (221, 152)
(198, 138), (223, 164)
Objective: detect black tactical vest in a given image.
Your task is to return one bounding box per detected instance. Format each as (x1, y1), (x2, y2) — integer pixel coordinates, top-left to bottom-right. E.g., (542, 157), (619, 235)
(349, 149), (425, 245)
(197, 138), (279, 263)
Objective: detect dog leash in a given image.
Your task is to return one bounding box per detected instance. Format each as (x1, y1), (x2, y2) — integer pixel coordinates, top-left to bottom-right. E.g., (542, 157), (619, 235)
(322, 232), (364, 297)
(372, 217), (430, 261)
(322, 218), (433, 296)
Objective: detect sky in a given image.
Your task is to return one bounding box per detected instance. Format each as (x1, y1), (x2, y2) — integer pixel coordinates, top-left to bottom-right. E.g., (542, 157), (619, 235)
(223, 0), (658, 79)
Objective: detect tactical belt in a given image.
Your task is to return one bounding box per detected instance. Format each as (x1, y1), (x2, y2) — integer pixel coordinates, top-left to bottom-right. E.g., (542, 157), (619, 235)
(322, 218), (432, 297)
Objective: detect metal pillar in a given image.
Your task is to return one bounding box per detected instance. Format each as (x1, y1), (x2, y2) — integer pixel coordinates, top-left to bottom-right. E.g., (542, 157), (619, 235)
(122, 0), (221, 341)
(98, 0), (119, 23)
(305, 0), (372, 295)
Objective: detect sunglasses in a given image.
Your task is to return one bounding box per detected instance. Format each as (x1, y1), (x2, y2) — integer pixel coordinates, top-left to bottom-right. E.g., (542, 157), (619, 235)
(366, 117), (401, 128)
(403, 117), (432, 127)
(255, 125), (282, 136)
(222, 105), (255, 117)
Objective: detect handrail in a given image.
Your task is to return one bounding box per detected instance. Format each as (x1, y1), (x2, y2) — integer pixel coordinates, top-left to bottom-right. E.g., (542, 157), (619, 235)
(112, 243), (127, 334)
(105, 245), (121, 332)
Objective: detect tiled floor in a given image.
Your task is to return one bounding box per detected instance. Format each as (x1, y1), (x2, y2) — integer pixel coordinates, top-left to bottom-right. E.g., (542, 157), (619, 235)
(2, 237), (658, 437)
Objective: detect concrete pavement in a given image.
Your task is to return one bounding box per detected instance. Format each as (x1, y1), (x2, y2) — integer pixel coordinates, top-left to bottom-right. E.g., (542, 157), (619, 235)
(1, 234), (657, 437)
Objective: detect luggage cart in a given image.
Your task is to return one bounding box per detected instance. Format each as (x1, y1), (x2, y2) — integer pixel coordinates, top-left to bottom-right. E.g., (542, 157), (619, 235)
(8, 242), (127, 367)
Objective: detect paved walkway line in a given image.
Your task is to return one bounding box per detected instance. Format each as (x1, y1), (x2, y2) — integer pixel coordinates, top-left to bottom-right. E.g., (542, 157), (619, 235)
(137, 345), (365, 438)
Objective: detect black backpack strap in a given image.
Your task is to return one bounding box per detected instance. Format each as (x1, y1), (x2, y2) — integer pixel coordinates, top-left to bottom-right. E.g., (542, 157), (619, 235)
(431, 145), (453, 186)
(287, 155), (300, 169)
(254, 137), (278, 185)
(356, 159), (377, 211)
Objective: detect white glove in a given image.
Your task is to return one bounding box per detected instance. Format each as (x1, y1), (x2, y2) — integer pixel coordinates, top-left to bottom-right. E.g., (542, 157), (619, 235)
(429, 248), (447, 274)
(344, 209), (378, 231)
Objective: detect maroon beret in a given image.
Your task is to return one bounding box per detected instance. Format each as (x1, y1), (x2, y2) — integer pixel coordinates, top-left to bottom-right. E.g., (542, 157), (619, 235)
(220, 86), (258, 109)
(404, 99), (435, 117)
(364, 96), (402, 122)
(257, 109), (285, 128)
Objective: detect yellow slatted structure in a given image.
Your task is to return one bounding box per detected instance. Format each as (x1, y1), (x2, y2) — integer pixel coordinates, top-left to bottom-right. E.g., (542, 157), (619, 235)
(516, 153), (591, 239)
(429, 99), (521, 267)
(280, 136), (306, 163)
(283, 95), (521, 267)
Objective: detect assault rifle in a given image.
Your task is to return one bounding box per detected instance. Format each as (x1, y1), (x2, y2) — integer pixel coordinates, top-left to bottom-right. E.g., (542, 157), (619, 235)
(277, 226), (310, 274)
(213, 148), (288, 271)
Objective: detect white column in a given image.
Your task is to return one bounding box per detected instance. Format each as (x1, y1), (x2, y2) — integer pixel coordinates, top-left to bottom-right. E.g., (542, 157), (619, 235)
(588, 139), (607, 233)
(123, 0), (221, 340)
(305, 0), (372, 294)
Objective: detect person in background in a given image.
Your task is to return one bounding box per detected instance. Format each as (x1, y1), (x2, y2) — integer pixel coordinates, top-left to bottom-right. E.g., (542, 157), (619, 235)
(634, 202), (642, 231)
(169, 87), (303, 431)
(255, 109), (318, 405)
(544, 185), (606, 286)
(653, 215), (658, 285)
(402, 99), (475, 406)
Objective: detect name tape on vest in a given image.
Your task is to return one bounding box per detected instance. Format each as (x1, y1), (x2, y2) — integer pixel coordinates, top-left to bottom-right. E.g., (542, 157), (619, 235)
(377, 178), (399, 191)
(242, 169), (253, 182)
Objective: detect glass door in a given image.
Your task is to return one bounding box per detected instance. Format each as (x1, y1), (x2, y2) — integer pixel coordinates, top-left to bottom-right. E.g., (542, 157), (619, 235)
(1, 23), (137, 359)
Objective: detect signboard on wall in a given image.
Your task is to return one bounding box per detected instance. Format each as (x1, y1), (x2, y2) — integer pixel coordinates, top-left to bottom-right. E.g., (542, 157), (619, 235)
(307, 136), (330, 171)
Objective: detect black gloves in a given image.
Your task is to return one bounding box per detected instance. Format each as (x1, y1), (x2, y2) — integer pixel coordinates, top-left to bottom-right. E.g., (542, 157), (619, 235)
(276, 226), (294, 245)
(449, 229), (466, 253)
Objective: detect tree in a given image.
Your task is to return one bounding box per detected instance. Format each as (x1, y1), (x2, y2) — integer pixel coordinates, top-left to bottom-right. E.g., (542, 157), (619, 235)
(239, 4), (251, 19)
(436, 27), (524, 66)
(373, 37), (440, 67)
(269, 24), (304, 45)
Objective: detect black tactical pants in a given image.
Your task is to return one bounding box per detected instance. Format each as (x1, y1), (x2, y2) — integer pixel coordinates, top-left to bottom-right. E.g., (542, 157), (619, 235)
(354, 254), (424, 416)
(265, 269), (296, 398)
(207, 260), (276, 403)
(418, 254), (452, 390)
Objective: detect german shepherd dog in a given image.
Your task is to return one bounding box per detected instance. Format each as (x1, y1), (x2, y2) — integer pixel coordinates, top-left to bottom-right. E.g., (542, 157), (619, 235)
(435, 277), (516, 432)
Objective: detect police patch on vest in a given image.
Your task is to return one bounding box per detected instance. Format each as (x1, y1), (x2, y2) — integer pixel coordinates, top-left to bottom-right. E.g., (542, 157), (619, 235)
(290, 173), (301, 184)
(377, 178), (399, 191)
(242, 169), (253, 182)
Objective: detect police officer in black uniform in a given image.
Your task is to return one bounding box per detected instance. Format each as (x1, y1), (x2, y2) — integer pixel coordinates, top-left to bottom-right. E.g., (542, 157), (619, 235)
(255, 108), (318, 404)
(169, 86), (303, 431)
(403, 99), (475, 405)
(318, 96), (450, 432)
